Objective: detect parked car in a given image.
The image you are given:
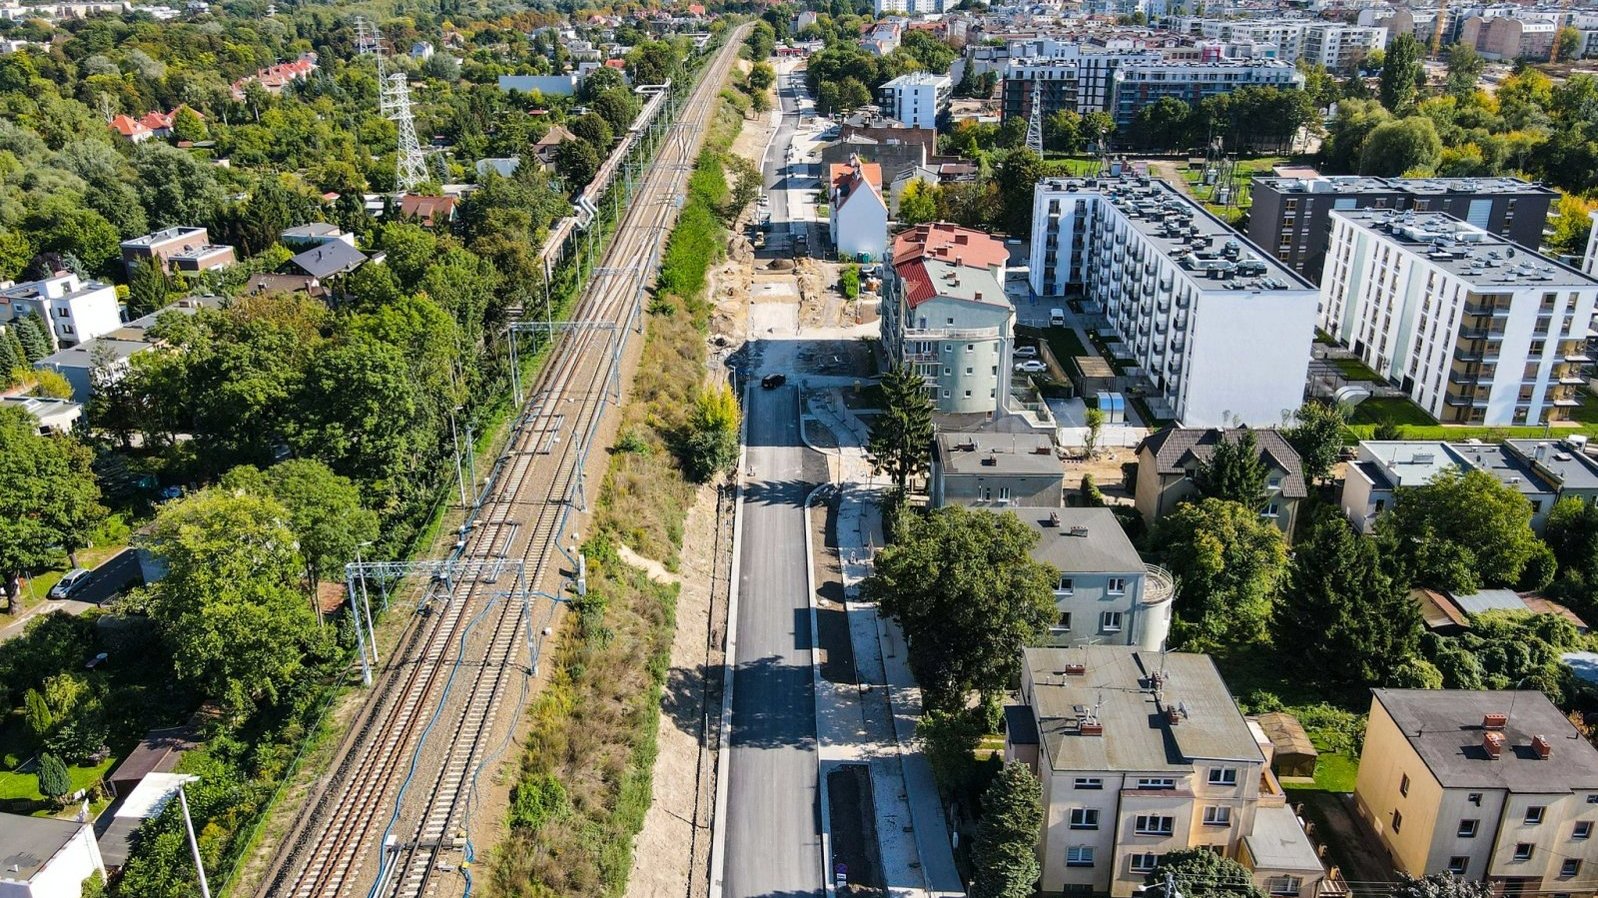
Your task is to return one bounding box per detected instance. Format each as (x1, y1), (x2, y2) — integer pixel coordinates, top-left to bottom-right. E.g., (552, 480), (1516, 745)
(1049, 308), (1066, 326)
(1013, 345), (1039, 359)
(762, 373), (787, 389)
(49, 568), (91, 600)
(1014, 360), (1048, 374)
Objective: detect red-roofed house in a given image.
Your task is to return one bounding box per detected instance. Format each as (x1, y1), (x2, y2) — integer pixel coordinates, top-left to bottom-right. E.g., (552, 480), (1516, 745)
(397, 194), (458, 227)
(604, 57), (627, 70)
(687, 3), (706, 15)
(231, 53), (318, 100)
(828, 156), (888, 262)
(879, 223), (1014, 414)
(138, 107), (203, 139)
(108, 114), (153, 143)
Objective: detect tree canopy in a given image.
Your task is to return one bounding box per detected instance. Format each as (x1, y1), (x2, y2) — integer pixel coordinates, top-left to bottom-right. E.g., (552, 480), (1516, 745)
(970, 762), (1044, 898)
(1154, 498), (1288, 650)
(866, 364), (935, 495)
(1375, 468), (1552, 593)
(0, 406), (105, 605)
(1196, 429), (1268, 508)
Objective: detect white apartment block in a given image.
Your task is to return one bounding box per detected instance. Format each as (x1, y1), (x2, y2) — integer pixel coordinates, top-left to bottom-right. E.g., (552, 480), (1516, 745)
(1300, 22), (1388, 72)
(1108, 59), (1304, 126)
(1320, 210), (1598, 427)
(0, 272), (121, 351)
(1030, 176), (1318, 427)
(878, 72), (952, 130)
(1008, 646), (1335, 898)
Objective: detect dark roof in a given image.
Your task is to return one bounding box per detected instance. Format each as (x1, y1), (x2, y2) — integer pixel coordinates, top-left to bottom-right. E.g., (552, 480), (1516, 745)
(1136, 426), (1307, 499)
(108, 726), (197, 788)
(1372, 689), (1598, 790)
(243, 273), (325, 298)
(289, 240), (367, 279)
(1005, 702), (1039, 745)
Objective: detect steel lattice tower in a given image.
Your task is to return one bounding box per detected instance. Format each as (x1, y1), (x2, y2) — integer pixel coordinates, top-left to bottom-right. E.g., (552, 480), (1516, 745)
(1025, 79), (1044, 156)
(355, 17), (429, 193)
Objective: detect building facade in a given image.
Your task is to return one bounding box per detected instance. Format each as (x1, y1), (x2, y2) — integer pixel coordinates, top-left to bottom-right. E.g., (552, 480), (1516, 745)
(1299, 23), (1388, 72)
(120, 226), (235, 277)
(828, 159), (889, 262)
(1319, 210), (1598, 426)
(1107, 59), (1303, 127)
(1030, 176), (1318, 427)
(1355, 689), (1598, 894)
(1003, 52), (1302, 130)
(931, 430), (1064, 506)
(0, 272), (121, 351)
(1249, 175), (1556, 281)
(1134, 426), (1308, 536)
(878, 72), (951, 130)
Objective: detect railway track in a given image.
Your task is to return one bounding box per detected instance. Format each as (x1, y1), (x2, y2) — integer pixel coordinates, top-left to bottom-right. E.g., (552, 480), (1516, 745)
(256, 25), (748, 898)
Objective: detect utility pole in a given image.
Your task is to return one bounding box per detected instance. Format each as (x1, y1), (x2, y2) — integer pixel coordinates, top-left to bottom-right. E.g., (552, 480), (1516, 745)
(177, 783), (212, 898)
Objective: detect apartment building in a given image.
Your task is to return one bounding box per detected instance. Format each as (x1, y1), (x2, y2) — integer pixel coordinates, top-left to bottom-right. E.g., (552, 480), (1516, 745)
(1029, 176), (1318, 427)
(0, 272), (121, 352)
(880, 223), (1013, 414)
(1249, 174), (1556, 281)
(1299, 23), (1388, 72)
(1319, 210), (1598, 427)
(1002, 43), (1164, 121)
(931, 430), (1064, 506)
(1340, 440), (1560, 534)
(1107, 59), (1304, 127)
(1008, 646), (1332, 898)
(878, 72), (951, 130)
(1354, 689), (1598, 894)
(1003, 54), (1302, 129)
(1458, 14), (1556, 60)
(991, 507), (1175, 650)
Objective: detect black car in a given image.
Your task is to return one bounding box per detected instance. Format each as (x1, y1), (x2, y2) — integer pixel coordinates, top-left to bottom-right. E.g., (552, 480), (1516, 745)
(761, 373), (786, 389)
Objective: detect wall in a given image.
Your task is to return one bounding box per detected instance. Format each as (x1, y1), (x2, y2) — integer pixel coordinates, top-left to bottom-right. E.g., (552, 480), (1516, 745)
(1183, 289), (1317, 427)
(1354, 698), (1439, 875)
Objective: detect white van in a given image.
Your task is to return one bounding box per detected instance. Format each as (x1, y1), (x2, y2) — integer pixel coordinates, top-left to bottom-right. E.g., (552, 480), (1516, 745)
(1049, 308), (1066, 326)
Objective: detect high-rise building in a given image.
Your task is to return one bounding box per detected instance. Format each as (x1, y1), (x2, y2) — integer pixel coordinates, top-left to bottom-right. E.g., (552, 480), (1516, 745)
(1030, 175), (1318, 427)
(1320, 209), (1598, 426)
(877, 72), (952, 130)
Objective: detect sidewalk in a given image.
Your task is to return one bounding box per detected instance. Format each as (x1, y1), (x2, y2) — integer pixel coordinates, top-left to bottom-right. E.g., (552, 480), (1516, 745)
(804, 386), (964, 898)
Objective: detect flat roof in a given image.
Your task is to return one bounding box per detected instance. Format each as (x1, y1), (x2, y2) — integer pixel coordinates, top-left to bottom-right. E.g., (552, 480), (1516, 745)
(1373, 688), (1598, 790)
(1244, 804), (1325, 873)
(0, 813), (89, 883)
(1038, 175), (1314, 292)
(983, 506), (1143, 574)
(1255, 174), (1556, 198)
(1448, 588), (1527, 615)
(1445, 441), (1557, 496)
(1358, 441), (1469, 488)
(121, 225), (206, 247)
(1331, 209), (1598, 289)
(1026, 645), (1263, 772)
(1505, 439), (1598, 491)
(935, 431), (1060, 476)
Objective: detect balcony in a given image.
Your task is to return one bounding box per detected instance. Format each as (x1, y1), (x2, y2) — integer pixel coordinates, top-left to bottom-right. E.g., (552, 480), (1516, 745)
(1144, 564), (1176, 606)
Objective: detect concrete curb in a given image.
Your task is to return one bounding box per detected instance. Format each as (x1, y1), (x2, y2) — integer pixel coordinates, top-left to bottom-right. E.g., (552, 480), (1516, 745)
(802, 477), (837, 898)
(706, 380), (751, 898)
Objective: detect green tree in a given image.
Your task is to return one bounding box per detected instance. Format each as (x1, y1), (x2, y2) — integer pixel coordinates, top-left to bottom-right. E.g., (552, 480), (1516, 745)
(556, 139), (601, 190)
(840, 264), (860, 298)
(1153, 498), (1288, 649)
(1444, 43), (1485, 99)
(1196, 428), (1268, 508)
(1379, 33), (1425, 115)
(1540, 497), (1598, 604)
(1359, 116), (1443, 176)
(1276, 511), (1422, 687)
(131, 141), (225, 229)
(127, 257), (170, 318)
(225, 460), (380, 590)
(866, 364), (935, 495)
(569, 112), (613, 148)
(23, 688), (53, 741)
(996, 149), (1046, 237)
(970, 762), (1044, 898)
(1322, 99), (1392, 173)
(1546, 192), (1598, 257)
(1148, 848), (1267, 898)
(862, 506), (1057, 712)
(0, 407), (105, 608)
(1390, 873), (1493, 898)
(917, 707), (986, 797)
(745, 20), (776, 59)
(36, 752), (70, 805)
(0, 326), (19, 384)
(1046, 109), (1083, 153)
(0, 228), (32, 280)
(1377, 468), (1550, 593)
(14, 314), (50, 363)
(1130, 97), (1192, 151)
(590, 88), (640, 134)
(683, 383), (740, 483)
(1084, 406), (1105, 458)
(898, 178), (939, 225)
(1285, 401), (1346, 485)
(1079, 472), (1105, 507)
(1556, 27), (1584, 63)
(138, 488), (325, 713)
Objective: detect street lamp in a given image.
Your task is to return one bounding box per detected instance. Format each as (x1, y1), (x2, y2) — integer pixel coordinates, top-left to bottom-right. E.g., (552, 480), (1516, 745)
(176, 781), (211, 898)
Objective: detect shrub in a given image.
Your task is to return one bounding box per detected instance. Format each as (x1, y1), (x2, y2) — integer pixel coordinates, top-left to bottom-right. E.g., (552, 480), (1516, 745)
(36, 752), (70, 804)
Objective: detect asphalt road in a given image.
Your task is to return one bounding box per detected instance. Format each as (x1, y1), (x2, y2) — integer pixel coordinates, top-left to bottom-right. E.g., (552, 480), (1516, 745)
(760, 67), (816, 257)
(722, 382), (824, 898)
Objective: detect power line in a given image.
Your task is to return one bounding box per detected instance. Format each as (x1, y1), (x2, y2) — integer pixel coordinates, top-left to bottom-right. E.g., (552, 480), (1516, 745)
(355, 16), (428, 193)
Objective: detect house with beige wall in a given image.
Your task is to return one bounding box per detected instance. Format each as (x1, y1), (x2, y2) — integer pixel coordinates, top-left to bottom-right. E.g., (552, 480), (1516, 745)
(1007, 646), (1337, 898)
(1354, 689), (1598, 896)
(1133, 427), (1307, 538)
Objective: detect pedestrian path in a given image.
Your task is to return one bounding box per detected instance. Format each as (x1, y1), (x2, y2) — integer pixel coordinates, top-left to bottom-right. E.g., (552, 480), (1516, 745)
(804, 385), (964, 898)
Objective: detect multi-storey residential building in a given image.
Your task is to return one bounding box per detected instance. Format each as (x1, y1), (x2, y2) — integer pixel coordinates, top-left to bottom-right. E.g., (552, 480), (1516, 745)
(1355, 689), (1598, 893)
(119, 226), (236, 277)
(990, 507), (1175, 650)
(0, 272), (121, 352)
(878, 72), (951, 130)
(1030, 176), (1318, 427)
(1340, 440), (1561, 534)
(1134, 426), (1308, 536)
(1250, 174), (1557, 281)
(1319, 210), (1598, 427)
(931, 430), (1064, 507)
(880, 223), (1012, 414)
(828, 158), (889, 262)
(1002, 43), (1164, 119)
(1108, 59), (1304, 127)
(1458, 14), (1556, 60)
(1008, 646), (1334, 898)
(1299, 22), (1388, 72)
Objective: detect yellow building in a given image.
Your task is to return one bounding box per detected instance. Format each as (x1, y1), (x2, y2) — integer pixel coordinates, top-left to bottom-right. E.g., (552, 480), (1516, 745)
(1355, 689), (1598, 897)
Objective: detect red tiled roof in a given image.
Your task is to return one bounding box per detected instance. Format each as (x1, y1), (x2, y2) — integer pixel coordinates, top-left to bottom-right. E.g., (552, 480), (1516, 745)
(830, 162), (882, 191)
(605, 57), (627, 69)
(398, 194), (458, 224)
(108, 114), (150, 138)
(139, 111), (172, 131)
(897, 257), (937, 308)
(891, 222), (1007, 268)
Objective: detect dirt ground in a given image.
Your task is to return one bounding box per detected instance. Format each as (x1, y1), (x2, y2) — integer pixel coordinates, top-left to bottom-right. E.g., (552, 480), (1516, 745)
(1062, 446), (1138, 503)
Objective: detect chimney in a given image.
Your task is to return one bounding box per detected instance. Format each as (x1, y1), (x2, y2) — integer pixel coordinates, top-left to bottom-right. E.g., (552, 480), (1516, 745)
(1062, 662), (1085, 675)
(1046, 512), (1061, 527)
(1483, 713), (1507, 730)
(1483, 731), (1505, 759)
(1079, 719), (1104, 736)
(1532, 735), (1552, 759)
(1166, 706), (1182, 726)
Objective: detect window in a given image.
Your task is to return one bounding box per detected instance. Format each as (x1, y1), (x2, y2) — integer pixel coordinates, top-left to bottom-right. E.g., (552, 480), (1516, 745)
(1392, 809), (1403, 833)
(1574, 821), (1592, 840)
(1562, 860), (1581, 877)
(1458, 819), (1479, 838)
(966, 343), (974, 353)
(1527, 807), (1546, 825)
(1513, 843), (1534, 861)
(1107, 577), (1127, 595)
(1058, 577), (1074, 594)
(1588, 794), (1598, 805)
(1137, 778), (1176, 790)
(1203, 806), (1232, 826)
(1447, 857), (1469, 875)
(1268, 876), (1303, 896)
(943, 367), (952, 376)
(1070, 808), (1100, 829)
(1100, 611), (1123, 633)
(1135, 815), (1175, 836)
(1130, 853), (1160, 874)
(1054, 612), (1073, 633)
(1471, 793), (1484, 805)
(1073, 777), (1102, 790)
(1400, 774), (1410, 797)
(1066, 846), (1095, 867)
(1208, 768), (1238, 786)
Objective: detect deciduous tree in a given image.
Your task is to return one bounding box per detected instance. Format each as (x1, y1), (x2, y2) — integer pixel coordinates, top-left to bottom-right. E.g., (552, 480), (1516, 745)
(0, 407), (105, 608)
(1375, 468), (1551, 593)
(1379, 33), (1425, 115)
(1390, 874), (1492, 898)
(1148, 848), (1267, 898)
(1153, 498), (1287, 649)
(1285, 401), (1345, 485)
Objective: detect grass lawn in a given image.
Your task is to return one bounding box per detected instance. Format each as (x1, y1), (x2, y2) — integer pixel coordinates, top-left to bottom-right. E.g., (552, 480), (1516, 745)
(1568, 389), (1598, 426)
(0, 756), (115, 812)
(1328, 356), (1383, 381)
(1347, 396), (1438, 427)
(1312, 751), (1359, 793)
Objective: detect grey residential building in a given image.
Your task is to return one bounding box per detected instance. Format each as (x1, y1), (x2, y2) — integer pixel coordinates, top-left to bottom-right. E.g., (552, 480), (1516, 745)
(930, 431), (1063, 507)
(1248, 174), (1556, 282)
(987, 506), (1174, 651)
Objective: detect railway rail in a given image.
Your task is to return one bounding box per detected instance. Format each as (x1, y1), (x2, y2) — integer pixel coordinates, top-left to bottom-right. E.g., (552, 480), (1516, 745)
(256, 25), (748, 898)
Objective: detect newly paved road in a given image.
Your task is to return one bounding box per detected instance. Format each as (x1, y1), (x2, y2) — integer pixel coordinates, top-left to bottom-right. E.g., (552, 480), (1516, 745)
(762, 65), (817, 256)
(723, 382), (824, 898)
